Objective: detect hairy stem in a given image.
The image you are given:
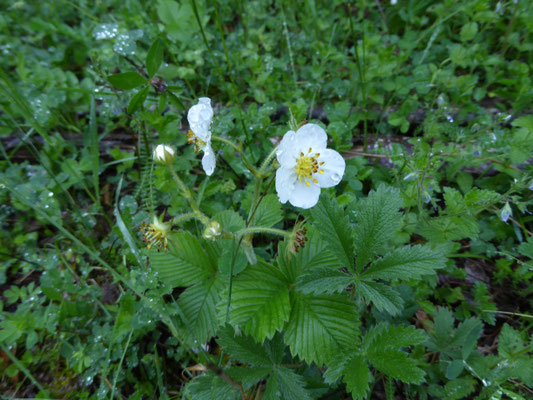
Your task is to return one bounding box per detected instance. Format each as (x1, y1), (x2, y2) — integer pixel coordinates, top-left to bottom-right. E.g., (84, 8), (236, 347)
(211, 135), (259, 176)
(236, 226), (291, 238)
(167, 166), (209, 225)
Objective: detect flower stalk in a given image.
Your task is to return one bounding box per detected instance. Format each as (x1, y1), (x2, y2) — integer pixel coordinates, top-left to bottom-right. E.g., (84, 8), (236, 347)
(211, 135), (259, 176)
(258, 145), (279, 177)
(167, 166), (209, 225)
(235, 226), (291, 238)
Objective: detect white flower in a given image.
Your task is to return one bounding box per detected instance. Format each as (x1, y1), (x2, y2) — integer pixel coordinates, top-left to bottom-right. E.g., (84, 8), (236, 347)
(391, 0), (397, 4)
(153, 144), (176, 165)
(275, 123), (345, 209)
(187, 97), (216, 176)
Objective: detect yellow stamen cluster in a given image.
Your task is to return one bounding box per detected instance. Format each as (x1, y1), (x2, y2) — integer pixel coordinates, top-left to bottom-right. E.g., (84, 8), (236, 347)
(295, 147), (325, 187)
(187, 129), (206, 153)
(140, 216), (170, 252)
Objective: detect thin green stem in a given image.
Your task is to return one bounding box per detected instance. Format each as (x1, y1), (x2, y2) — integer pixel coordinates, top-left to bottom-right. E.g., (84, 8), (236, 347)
(248, 177), (263, 224)
(225, 237), (242, 324)
(236, 227), (291, 238)
(167, 166), (209, 224)
(167, 167), (190, 200)
(482, 310), (532, 320)
(110, 329), (133, 400)
(258, 145), (279, 176)
(211, 135), (259, 176)
(171, 212), (197, 226)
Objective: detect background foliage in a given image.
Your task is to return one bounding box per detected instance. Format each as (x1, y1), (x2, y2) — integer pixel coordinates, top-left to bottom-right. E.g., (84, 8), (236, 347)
(1, 0), (532, 399)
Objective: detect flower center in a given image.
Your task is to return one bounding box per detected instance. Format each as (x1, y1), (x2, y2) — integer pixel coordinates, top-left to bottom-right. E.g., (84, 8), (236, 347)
(140, 217), (170, 252)
(187, 130), (206, 153)
(295, 148), (325, 186)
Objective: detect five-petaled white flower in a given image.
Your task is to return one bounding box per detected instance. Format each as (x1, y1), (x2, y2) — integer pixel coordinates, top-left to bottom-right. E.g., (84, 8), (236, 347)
(275, 124), (345, 209)
(187, 97), (216, 176)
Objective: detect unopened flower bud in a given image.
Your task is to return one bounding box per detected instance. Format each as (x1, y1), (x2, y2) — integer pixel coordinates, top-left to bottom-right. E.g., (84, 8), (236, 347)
(203, 221), (221, 241)
(153, 144), (176, 165)
(500, 203), (512, 223)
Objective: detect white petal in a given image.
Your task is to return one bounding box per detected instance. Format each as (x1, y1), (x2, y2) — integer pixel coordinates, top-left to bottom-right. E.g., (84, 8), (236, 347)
(295, 124), (328, 151)
(275, 166), (297, 204)
(153, 144), (175, 163)
(187, 98), (213, 141)
(315, 149), (345, 188)
(289, 180), (321, 209)
(155, 145), (166, 160)
(276, 130), (299, 167)
(201, 143), (216, 176)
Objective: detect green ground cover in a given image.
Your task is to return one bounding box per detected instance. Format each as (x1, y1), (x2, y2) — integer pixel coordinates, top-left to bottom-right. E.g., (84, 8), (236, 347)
(1, 0), (533, 399)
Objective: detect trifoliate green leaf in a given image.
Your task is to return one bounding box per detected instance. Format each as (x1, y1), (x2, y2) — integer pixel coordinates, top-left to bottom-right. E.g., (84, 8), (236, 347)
(178, 276), (223, 343)
(284, 292), (360, 365)
(214, 210), (246, 233)
(310, 195), (354, 270)
(355, 280), (404, 315)
(296, 267), (353, 295)
(498, 323), (527, 359)
(185, 373), (240, 400)
(217, 325), (271, 366)
(324, 353), (372, 399)
(274, 367), (313, 400)
(366, 348), (425, 383)
(426, 309), (483, 356)
(338, 354), (372, 400)
(362, 323), (427, 352)
(277, 229), (339, 284)
(150, 232), (216, 288)
(253, 194), (283, 228)
(361, 245), (446, 281)
(353, 185), (402, 271)
(227, 261), (291, 342)
(225, 366), (272, 391)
